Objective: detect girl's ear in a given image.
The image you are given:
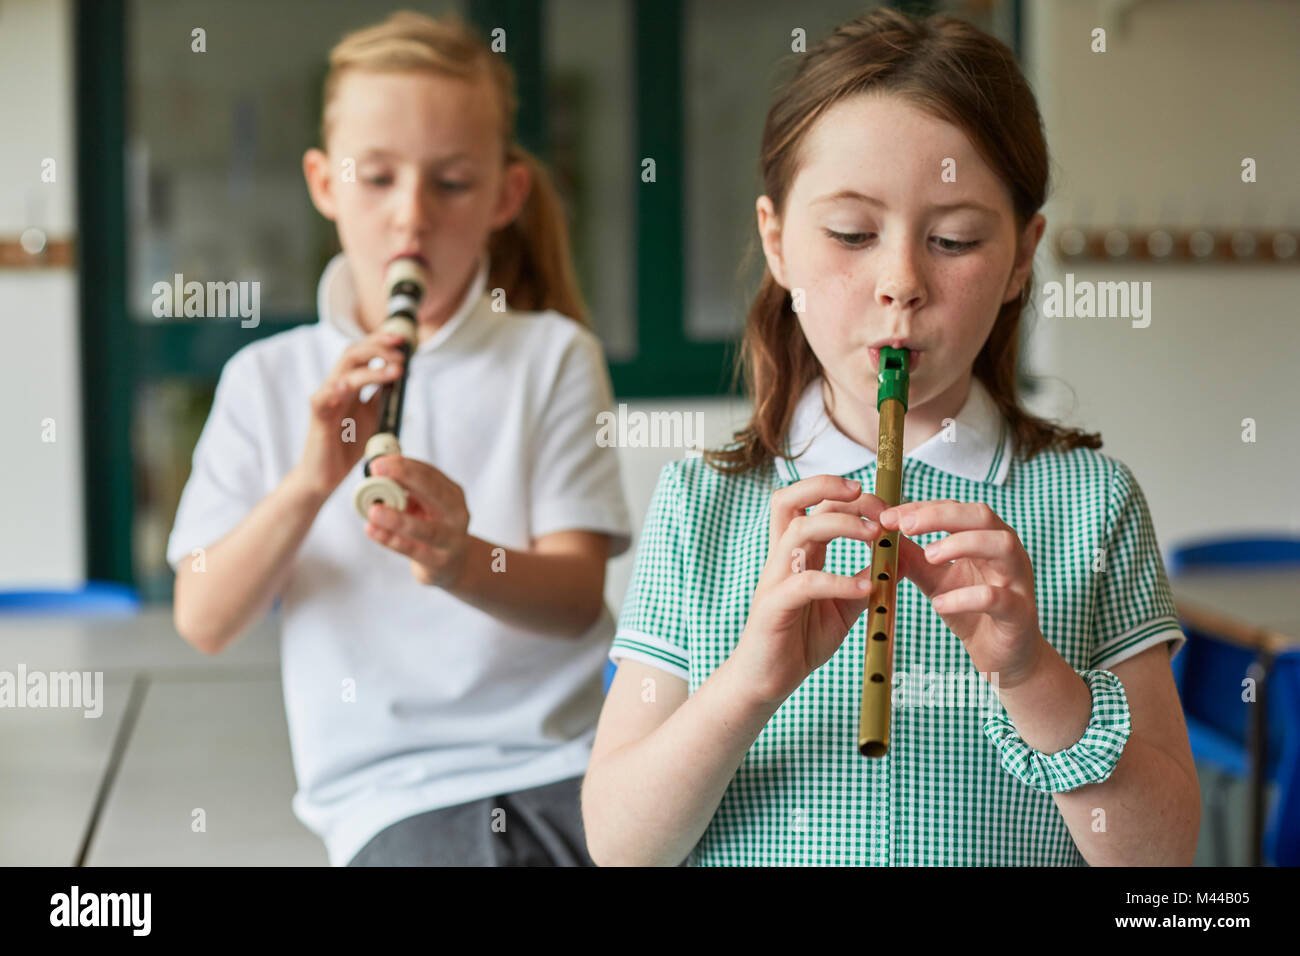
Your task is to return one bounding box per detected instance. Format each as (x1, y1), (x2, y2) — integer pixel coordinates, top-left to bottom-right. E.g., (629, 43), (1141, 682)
(490, 159), (532, 231)
(756, 195), (789, 288)
(303, 148), (339, 221)
(1003, 212), (1046, 304)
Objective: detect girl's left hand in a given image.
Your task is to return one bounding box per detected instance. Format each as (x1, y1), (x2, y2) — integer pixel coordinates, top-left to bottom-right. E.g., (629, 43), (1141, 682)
(364, 455), (471, 588)
(877, 499), (1047, 688)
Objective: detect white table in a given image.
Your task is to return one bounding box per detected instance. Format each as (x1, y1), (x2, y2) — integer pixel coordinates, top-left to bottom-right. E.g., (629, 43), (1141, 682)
(0, 608), (326, 865)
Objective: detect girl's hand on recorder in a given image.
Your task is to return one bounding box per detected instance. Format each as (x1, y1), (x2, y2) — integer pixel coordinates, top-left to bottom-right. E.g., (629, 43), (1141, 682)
(730, 475), (886, 706)
(876, 501), (1046, 689)
(294, 330), (408, 499)
(362, 456), (471, 588)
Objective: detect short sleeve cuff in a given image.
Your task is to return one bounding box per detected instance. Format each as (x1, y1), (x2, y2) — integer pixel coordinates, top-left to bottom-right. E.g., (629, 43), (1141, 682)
(982, 669), (1131, 793)
(1091, 614), (1185, 670)
(532, 503), (632, 558)
(610, 628), (690, 682)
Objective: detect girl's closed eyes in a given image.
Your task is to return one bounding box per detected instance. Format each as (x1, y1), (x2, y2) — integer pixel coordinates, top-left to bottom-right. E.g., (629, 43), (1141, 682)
(822, 228), (982, 254)
(360, 172), (476, 193)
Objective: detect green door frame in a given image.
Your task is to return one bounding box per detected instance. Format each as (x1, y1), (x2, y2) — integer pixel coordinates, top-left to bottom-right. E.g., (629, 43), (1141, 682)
(76, 0), (132, 588)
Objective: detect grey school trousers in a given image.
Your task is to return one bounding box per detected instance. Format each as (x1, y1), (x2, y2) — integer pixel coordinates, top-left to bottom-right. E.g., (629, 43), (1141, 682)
(346, 774), (594, 866)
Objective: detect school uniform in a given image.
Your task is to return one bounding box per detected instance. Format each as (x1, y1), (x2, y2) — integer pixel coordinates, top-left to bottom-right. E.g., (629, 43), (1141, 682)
(611, 375), (1185, 865)
(167, 252), (631, 866)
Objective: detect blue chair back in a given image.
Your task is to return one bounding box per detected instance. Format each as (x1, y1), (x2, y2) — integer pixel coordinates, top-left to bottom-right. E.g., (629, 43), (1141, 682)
(1178, 627), (1287, 776)
(1168, 533), (1300, 719)
(1167, 536), (1300, 576)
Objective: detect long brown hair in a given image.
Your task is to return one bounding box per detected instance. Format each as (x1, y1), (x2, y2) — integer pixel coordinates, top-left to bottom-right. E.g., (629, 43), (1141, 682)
(320, 10), (588, 324)
(704, 8), (1100, 474)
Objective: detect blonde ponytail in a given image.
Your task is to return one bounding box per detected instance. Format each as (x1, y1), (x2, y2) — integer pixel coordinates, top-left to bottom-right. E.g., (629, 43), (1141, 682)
(489, 143), (588, 323)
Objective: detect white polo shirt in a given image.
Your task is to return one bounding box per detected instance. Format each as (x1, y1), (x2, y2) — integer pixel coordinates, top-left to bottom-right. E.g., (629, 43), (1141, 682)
(168, 252), (632, 866)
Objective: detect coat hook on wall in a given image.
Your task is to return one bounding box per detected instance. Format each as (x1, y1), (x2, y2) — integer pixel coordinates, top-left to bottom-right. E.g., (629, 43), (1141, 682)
(1055, 226), (1298, 264)
(0, 232), (76, 269)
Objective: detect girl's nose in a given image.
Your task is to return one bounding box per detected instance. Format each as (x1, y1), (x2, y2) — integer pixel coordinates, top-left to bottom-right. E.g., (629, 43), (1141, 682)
(392, 179), (434, 233)
(875, 237), (926, 311)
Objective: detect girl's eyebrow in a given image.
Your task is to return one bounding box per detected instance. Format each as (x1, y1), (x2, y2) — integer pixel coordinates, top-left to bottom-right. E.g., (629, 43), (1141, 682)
(810, 189), (998, 218)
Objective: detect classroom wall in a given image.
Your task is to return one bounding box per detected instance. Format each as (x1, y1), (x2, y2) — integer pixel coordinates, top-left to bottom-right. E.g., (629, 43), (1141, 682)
(0, 0), (83, 587)
(1020, 0), (1300, 555)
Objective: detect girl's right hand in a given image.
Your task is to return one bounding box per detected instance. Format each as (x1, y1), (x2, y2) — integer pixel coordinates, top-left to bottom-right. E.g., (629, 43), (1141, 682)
(730, 475), (886, 706)
(295, 330), (409, 499)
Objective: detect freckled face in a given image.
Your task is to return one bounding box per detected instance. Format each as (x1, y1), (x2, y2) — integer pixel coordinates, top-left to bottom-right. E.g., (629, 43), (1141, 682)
(764, 92), (1026, 407)
(325, 70), (513, 328)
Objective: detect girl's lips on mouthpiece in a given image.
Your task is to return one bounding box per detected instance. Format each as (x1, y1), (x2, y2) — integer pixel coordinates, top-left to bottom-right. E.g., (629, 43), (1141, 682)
(868, 347), (921, 372)
(390, 251), (430, 269)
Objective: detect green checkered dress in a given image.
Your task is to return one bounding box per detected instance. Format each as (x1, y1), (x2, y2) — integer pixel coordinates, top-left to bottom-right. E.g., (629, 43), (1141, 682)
(610, 378), (1184, 866)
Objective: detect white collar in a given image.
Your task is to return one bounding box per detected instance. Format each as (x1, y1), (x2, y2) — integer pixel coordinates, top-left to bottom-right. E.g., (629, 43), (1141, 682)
(775, 375), (1012, 486)
(316, 252), (490, 356)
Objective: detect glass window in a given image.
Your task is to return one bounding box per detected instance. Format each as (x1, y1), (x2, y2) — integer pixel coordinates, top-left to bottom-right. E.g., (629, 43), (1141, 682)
(125, 0), (466, 321)
(132, 380), (214, 602)
(547, 0), (636, 361)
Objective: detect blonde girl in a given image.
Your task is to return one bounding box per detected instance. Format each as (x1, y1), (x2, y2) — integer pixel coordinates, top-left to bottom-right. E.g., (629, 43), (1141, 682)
(169, 11), (630, 867)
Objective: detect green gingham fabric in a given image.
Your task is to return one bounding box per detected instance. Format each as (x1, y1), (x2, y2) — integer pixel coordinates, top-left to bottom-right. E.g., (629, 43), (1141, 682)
(610, 380), (1184, 866)
(983, 669), (1132, 792)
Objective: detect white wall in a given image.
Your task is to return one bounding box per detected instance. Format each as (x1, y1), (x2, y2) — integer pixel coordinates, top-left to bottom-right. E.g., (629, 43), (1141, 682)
(1022, 0), (1300, 552)
(0, 0), (83, 586)
(604, 396), (752, 615)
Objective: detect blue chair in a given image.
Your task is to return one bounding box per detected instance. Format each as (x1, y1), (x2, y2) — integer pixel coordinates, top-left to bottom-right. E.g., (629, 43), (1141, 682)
(0, 581), (140, 616)
(1266, 656), (1300, 865)
(1167, 536), (1300, 576)
(602, 659), (617, 695)
(1168, 535), (1300, 866)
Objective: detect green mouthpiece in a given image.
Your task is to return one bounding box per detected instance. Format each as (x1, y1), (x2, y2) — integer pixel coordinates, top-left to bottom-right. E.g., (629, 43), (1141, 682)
(876, 346), (910, 411)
